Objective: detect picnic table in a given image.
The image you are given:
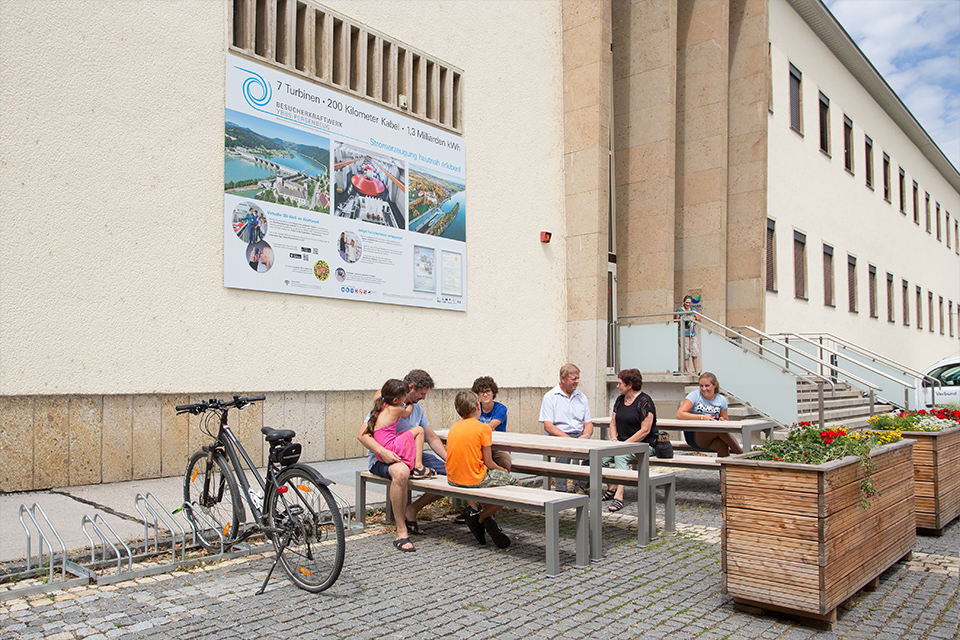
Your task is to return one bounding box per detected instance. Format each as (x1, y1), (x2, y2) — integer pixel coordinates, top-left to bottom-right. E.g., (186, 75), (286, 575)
(593, 417), (775, 452)
(436, 429), (649, 561)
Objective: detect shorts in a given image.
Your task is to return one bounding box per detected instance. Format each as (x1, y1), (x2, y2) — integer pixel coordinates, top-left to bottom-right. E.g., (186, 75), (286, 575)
(370, 450), (447, 479)
(684, 335), (700, 358)
(448, 468), (519, 489)
(683, 430), (709, 451)
(492, 450), (512, 469)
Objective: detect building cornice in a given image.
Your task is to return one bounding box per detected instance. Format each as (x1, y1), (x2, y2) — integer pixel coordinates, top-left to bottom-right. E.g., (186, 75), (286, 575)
(786, 0), (960, 192)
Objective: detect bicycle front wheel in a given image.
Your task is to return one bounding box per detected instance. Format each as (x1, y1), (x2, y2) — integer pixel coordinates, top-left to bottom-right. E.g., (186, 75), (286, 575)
(184, 450), (243, 552)
(265, 465), (345, 593)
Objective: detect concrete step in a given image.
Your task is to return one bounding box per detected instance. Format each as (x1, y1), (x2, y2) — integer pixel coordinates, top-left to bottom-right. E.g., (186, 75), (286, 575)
(798, 404), (894, 423)
(797, 396), (882, 412)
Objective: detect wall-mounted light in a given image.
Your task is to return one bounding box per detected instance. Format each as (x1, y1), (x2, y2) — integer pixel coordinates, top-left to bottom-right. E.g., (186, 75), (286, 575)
(540, 231), (552, 243)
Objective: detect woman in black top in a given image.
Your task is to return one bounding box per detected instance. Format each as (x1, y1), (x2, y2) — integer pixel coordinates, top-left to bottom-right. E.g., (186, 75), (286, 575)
(603, 368), (659, 512)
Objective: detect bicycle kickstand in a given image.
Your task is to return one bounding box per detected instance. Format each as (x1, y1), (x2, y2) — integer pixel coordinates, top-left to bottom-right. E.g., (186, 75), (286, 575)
(256, 533), (289, 595)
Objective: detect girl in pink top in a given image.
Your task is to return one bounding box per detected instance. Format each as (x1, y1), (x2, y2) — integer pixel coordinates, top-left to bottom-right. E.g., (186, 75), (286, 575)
(363, 379), (436, 478)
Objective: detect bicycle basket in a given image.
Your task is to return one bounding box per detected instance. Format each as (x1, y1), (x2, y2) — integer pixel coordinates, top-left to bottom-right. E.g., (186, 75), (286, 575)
(270, 441), (302, 466)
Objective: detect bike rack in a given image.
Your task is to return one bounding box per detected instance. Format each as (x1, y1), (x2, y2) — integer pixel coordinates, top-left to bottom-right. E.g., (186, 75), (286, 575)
(10, 504), (94, 599)
(181, 502), (226, 564)
(135, 493), (188, 563)
(328, 486), (362, 532)
(81, 513), (133, 575)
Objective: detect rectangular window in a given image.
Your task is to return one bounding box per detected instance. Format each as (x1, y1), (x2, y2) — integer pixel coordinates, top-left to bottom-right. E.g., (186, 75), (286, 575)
(886, 273), (895, 323)
(789, 64), (802, 133)
(847, 255), (858, 312)
(936, 202), (941, 241)
(864, 136), (873, 188)
(916, 286), (923, 329)
(794, 231), (807, 299)
(951, 301), (955, 337)
(939, 296), (945, 335)
(929, 291), (935, 333)
(823, 244), (835, 307)
(766, 219), (776, 292)
(948, 212), (952, 248)
(902, 279), (910, 326)
(899, 168), (906, 213)
(955, 220), (959, 255)
(818, 92), (830, 153)
(882, 153), (891, 201)
(925, 192), (931, 233)
(843, 116), (854, 172)
(913, 181), (920, 224)
(868, 265), (877, 318)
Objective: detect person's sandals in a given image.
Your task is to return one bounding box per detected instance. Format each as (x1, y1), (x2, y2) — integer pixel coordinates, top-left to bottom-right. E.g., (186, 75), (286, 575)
(393, 537), (416, 552)
(405, 519), (424, 535)
(483, 517), (511, 549)
(601, 489), (617, 501)
(608, 499), (624, 512)
(411, 466), (437, 479)
(465, 512), (487, 545)
(454, 506), (481, 524)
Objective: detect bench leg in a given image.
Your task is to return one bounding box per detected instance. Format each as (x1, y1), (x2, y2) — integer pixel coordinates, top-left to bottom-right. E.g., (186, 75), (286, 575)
(545, 502), (560, 576)
(636, 450), (650, 548)
(664, 480), (676, 534)
(574, 503), (588, 569)
(355, 471), (367, 528)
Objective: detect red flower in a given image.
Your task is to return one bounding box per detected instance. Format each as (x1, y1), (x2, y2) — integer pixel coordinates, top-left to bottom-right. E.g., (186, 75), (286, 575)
(953, 410), (960, 419)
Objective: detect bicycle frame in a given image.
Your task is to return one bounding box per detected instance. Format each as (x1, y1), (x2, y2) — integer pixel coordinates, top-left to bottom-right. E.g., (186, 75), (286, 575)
(211, 409), (271, 527)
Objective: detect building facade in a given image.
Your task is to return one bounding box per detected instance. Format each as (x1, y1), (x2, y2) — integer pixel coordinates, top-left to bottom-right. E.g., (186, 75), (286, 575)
(1, 0), (956, 491)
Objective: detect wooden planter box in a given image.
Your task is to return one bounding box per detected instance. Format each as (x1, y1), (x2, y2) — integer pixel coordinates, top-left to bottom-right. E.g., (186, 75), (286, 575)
(719, 440), (916, 627)
(905, 426), (960, 534)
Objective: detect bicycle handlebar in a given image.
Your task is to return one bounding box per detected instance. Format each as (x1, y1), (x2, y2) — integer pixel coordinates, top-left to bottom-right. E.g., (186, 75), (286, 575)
(176, 395), (266, 415)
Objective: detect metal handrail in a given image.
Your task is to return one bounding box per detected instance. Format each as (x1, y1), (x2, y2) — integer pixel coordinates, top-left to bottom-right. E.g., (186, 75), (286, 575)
(774, 331), (917, 389)
(783, 331), (942, 389)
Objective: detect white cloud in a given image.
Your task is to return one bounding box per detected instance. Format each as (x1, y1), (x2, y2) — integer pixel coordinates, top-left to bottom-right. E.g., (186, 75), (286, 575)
(825, 0), (960, 170)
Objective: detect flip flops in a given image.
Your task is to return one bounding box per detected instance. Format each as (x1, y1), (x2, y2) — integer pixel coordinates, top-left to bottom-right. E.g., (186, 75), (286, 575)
(393, 537), (416, 552)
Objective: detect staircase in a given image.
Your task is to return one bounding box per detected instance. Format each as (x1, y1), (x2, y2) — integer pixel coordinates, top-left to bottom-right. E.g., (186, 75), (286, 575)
(796, 380), (895, 430)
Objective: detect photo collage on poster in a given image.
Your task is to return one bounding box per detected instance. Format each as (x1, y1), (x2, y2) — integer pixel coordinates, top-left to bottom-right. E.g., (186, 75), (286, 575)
(223, 52), (466, 311)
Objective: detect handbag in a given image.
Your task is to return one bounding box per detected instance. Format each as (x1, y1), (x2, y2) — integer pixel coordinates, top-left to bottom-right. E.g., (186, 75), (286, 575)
(652, 431), (674, 459)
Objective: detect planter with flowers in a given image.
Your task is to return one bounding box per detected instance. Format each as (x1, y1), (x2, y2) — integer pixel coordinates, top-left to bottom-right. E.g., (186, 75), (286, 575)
(869, 409), (960, 534)
(719, 423), (915, 627)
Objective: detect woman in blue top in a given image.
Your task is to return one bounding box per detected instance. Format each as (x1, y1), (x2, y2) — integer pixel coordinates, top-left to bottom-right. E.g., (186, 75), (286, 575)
(676, 372), (743, 457)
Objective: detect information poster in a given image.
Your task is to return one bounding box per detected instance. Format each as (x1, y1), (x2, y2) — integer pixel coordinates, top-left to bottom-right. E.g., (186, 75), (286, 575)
(224, 53), (466, 310)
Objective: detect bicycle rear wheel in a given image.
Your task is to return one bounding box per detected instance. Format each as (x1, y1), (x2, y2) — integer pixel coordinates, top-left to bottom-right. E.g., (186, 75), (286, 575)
(265, 465), (345, 593)
(184, 450), (243, 552)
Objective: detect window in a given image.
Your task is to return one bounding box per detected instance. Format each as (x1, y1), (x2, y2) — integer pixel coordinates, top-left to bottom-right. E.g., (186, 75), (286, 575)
(913, 181), (920, 224)
(843, 116), (854, 172)
(939, 296), (945, 335)
(766, 219), (776, 292)
(864, 136), (873, 188)
(847, 255), (858, 313)
(230, 0), (463, 131)
(916, 286), (923, 329)
(903, 279), (910, 326)
(818, 92), (830, 153)
(936, 202), (941, 241)
(951, 301), (955, 337)
(948, 212), (952, 248)
(823, 244), (835, 307)
(899, 168), (906, 213)
(868, 265), (877, 318)
(882, 153), (890, 201)
(929, 291), (935, 333)
(925, 192), (931, 233)
(886, 273), (895, 323)
(789, 64), (802, 133)
(794, 231), (807, 299)
(955, 220), (959, 255)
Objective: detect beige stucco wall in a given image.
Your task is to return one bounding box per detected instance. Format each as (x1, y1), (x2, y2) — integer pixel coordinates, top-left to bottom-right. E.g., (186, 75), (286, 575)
(0, 0), (569, 397)
(766, 0), (960, 371)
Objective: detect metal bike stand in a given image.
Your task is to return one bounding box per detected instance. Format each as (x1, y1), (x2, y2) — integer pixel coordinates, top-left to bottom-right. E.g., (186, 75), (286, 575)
(135, 493), (188, 563)
(81, 513), (134, 576)
(327, 486), (363, 532)
(8, 504), (94, 600)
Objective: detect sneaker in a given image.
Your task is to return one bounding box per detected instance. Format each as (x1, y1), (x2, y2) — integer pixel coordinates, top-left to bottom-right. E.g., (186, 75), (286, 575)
(465, 512), (486, 545)
(482, 517), (511, 549)
(454, 506), (480, 524)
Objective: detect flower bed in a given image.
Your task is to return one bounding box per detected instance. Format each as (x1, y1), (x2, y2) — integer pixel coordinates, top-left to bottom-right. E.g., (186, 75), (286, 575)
(720, 428), (915, 627)
(869, 411), (960, 533)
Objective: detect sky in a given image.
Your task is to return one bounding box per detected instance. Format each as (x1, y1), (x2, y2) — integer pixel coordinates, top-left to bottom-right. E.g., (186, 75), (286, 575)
(823, 0), (960, 171)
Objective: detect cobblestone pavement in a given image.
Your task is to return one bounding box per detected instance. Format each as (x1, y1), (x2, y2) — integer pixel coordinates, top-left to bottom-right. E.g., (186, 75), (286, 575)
(2, 471), (957, 639)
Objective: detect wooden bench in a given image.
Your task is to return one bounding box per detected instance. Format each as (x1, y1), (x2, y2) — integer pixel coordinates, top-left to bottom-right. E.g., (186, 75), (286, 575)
(650, 454), (721, 470)
(508, 459), (677, 541)
(355, 471), (588, 576)
(595, 417), (775, 452)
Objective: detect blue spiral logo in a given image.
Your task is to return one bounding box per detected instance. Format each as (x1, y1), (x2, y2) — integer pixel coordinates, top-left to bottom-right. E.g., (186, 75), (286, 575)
(239, 67), (271, 109)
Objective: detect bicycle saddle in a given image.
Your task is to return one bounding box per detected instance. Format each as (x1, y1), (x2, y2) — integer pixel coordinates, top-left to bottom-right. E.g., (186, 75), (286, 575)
(261, 427), (296, 442)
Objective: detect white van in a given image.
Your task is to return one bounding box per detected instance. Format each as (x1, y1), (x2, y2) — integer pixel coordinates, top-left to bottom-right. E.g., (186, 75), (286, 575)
(916, 355), (960, 408)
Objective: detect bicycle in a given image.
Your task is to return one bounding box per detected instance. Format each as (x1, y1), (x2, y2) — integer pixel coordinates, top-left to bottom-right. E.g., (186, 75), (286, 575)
(177, 395), (344, 594)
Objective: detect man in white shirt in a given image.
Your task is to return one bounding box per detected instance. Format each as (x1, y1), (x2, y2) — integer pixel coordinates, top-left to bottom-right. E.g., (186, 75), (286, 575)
(539, 363), (594, 492)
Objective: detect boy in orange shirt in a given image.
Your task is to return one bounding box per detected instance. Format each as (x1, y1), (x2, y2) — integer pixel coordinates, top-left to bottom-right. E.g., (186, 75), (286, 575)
(445, 390), (518, 548)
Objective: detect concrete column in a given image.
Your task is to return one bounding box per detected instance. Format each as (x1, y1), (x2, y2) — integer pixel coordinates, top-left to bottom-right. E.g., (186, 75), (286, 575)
(562, 0), (612, 414)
